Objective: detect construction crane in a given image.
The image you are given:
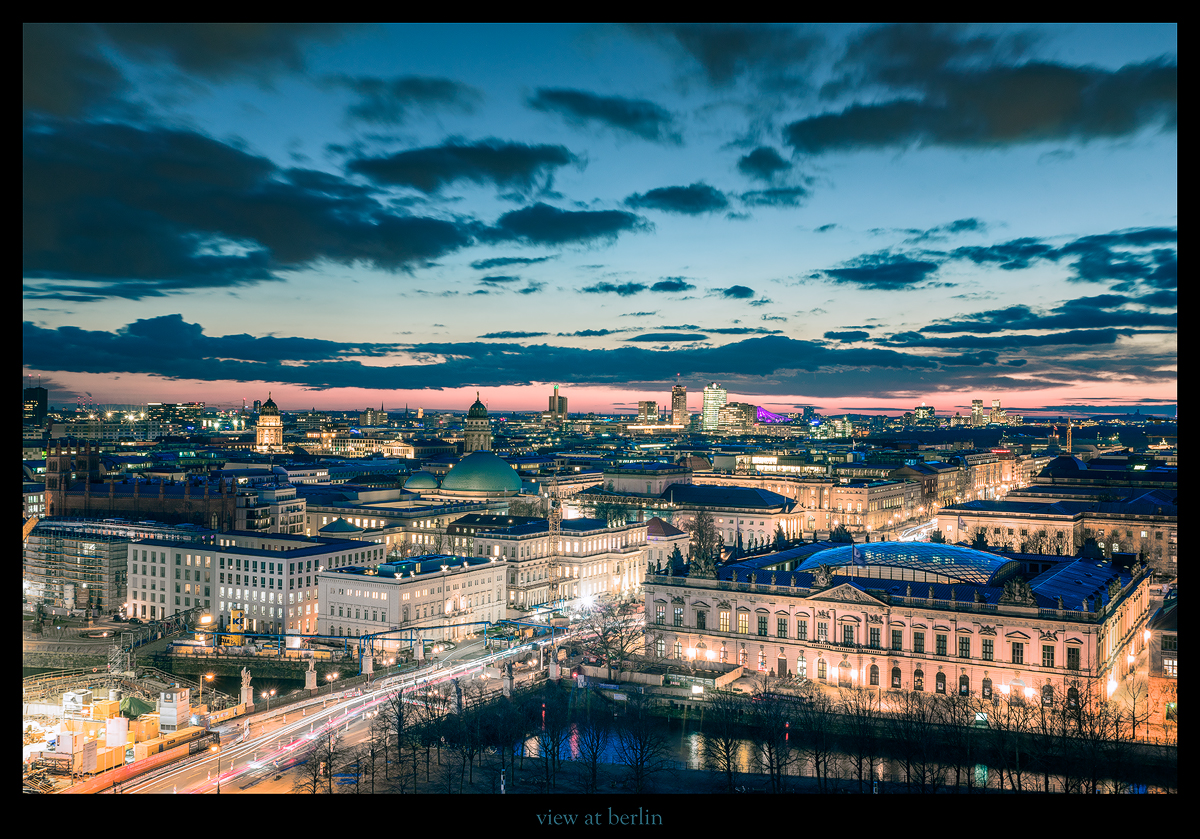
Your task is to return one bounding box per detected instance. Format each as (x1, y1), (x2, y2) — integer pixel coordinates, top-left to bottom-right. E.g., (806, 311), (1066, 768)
(22, 516), (39, 541)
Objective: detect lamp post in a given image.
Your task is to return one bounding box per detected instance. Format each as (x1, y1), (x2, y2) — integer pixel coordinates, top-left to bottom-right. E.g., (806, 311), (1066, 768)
(199, 672), (213, 707)
(261, 688), (276, 710)
(325, 672), (338, 695)
(211, 745), (221, 794)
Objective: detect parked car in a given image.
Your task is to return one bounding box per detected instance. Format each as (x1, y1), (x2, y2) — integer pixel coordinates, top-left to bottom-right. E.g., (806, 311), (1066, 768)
(128, 618), (143, 625)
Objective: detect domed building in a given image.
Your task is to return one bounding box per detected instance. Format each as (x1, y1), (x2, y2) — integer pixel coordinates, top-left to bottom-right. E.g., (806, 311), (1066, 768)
(463, 392), (492, 453)
(318, 517), (364, 538)
(255, 392), (285, 454)
(403, 470), (441, 493)
(440, 450), (521, 498)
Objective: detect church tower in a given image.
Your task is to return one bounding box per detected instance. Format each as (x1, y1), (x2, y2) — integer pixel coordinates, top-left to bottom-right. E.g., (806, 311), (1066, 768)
(255, 392), (285, 454)
(463, 393), (492, 453)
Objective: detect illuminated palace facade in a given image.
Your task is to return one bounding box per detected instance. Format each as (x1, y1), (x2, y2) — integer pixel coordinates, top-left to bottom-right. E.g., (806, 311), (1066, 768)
(643, 542), (1156, 705)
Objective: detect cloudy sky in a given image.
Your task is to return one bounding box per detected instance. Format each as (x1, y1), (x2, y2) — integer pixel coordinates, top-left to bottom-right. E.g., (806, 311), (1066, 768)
(22, 24), (1176, 416)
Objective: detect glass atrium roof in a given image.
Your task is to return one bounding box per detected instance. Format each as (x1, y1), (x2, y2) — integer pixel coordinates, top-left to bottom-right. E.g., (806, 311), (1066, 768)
(794, 542), (1021, 587)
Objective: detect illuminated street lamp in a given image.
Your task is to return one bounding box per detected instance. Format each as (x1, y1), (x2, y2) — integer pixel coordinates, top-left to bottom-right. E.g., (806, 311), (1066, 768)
(199, 672), (214, 707)
(261, 688), (276, 710)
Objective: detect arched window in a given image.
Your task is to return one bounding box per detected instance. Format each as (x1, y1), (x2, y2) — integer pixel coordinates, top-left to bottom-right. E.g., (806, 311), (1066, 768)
(913, 669), (924, 691)
(891, 667), (902, 689)
(673, 640), (683, 660)
(935, 672), (946, 694)
(1067, 686), (1079, 709)
(981, 677), (992, 699)
(959, 674), (970, 695)
(796, 655), (807, 679)
(1042, 684), (1054, 706)
(869, 664), (879, 686)
(817, 658), (827, 680)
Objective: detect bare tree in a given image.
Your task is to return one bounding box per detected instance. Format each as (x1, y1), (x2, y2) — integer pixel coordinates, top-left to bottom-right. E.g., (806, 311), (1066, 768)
(573, 709), (612, 793)
(888, 688), (948, 793)
(506, 497), (543, 518)
(526, 684), (570, 790)
(614, 692), (674, 793)
(575, 596), (648, 683)
(291, 740), (325, 794)
(1121, 675), (1152, 742)
(748, 679), (798, 793)
(683, 509), (718, 578)
(839, 687), (883, 793)
(700, 688), (747, 793)
(795, 683), (839, 792)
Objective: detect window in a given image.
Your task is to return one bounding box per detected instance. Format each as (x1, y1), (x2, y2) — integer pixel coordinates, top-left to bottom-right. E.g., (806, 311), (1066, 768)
(673, 641), (682, 660)
(913, 669), (924, 691)
(1012, 642), (1024, 664)
(797, 619), (807, 640)
(674, 607), (683, 627)
(1066, 647), (1080, 670)
(817, 621), (828, 643)
(796, 656), (806, 679)
(1042, 684), (1054, 706)
(738, 613), (749, 635)
(696, 611), (707, 630)
(869, 664), (879, 686)
(719, 610), (730, 632)
(1042, 645), (1055, 668)
(655, 637), (665, 658)
(817, 658), (826, 680)
(959, 674), (970, 695)
(655, 605), (665, 625)
(982, 639), (994, 661)
(1163, 659), (1177, 678)
(935, 672), (946, 694)
(891, 629), (903, 651)
(1162, 635), (1177, 652)
(843, 625), (854, 646)
(982, 678), (992, 699)
(936, 633), (947, 656)
(959, 637), (971, 658)
(869, 627), (880, 649)
(757, 615), (768, 636)
(913, 632), (924, 654)
(777, 618), (787, 638)
(891, 667), (901, 689)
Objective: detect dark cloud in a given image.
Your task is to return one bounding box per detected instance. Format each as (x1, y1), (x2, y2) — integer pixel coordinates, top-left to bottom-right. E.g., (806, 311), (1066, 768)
(22, 119), (474, 298)
(479, 331), (548, 339)
(879, 328), (1134, 349)
(470, 255), (555, 270)
(921, 297), (1176, 335)
(625, 183), (729, 215)
(819, 252), (940, 289)
(650, 278), (696, 293)
(938, 351), (1001, 366)
(527, 88), (679, 143)
(739, 186), (810, 207)
(325, 74), (482, 125)
(719, 285), (756, 299)
(558, 329), (627, 337)
(347, 139), (579, 194)
(737, 147), (792, 180)
(814, 223), (837, 232)
(517, 281), (546, 295)
(490, 203), (650, 245)
(787, 23), (1176, 155)
(23, 23), (352, 117)
(626, 333), (709, 343)
(31, 317), (1163, 397)
(748, 297), (773, 307)
(903, 217), (987, 242)
(705, 327), (782, 335)
(477, 275), (522, 285)
(620, 311), (658, 317)
(627, 24), (823, 89)
(761, 314), (788, 322)
(581, 282), (647, 296)
(824, 330), (870, 342)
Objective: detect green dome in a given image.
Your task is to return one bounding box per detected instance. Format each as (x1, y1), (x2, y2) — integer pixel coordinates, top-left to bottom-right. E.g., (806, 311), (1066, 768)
(403, 471), (440, 491)
(467, 393), (488, 419)
(441, 451), (521, 495)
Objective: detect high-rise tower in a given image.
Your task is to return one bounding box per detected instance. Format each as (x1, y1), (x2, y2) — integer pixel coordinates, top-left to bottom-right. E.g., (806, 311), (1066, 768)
(671, 385), (687, 427)
(701, 383), (727, 432)
(548, 384), (567, 424)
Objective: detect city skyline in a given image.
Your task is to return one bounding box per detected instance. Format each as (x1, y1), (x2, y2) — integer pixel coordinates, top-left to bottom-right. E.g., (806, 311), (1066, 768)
(23, 24), (1177, 415)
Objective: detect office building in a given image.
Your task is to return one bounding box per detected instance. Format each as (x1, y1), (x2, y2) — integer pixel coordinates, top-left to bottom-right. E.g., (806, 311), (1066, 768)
(671, 385), (688, 427)
(24, 386), (48, 426)
(702, 383), (727, 432)
(638, 401), (659, 423)
(548, 385), (568, 424)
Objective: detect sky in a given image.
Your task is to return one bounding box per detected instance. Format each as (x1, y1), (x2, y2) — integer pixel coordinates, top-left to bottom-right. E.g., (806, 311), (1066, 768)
(22, 24), (1177, 417)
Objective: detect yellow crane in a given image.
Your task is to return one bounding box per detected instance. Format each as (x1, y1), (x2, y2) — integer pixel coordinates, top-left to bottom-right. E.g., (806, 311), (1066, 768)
(22, 516), (39, 541)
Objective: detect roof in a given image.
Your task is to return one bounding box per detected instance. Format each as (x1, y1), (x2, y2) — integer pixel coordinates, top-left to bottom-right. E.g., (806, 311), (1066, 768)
(467, 394), (488, 419)
(659, 483), (795, 511)
(1147, 598), (1177, 633)
(1026, 558), (1134, 609)
(794, 541), (1022, 587)
(403, 471), (440, 490)
(440, 451), (521, 494)
(646, 516), (685, 538)
(318, 517), (363, 534)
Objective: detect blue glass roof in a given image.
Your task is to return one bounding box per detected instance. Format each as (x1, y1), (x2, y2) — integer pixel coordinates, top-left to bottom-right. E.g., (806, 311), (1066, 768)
(794, 542), (1020, 586)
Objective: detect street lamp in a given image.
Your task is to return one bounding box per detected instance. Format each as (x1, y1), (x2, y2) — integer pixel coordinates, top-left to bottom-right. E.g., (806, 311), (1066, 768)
(326, 672), (339, 695)
(261, 688), (276, 710)
(199, 672), (214, 707)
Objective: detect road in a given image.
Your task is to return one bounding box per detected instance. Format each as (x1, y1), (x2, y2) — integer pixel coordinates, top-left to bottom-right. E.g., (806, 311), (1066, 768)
(110, 631), (563, 794)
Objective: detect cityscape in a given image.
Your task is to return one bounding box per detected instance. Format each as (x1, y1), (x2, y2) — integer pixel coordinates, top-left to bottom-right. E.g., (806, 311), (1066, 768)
(23, 24), (1175, 797)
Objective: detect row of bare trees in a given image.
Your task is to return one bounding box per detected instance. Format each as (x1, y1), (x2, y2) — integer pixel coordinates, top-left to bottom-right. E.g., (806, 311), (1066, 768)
(698, 677), (1172, 793)
(291, 676), (679, 793)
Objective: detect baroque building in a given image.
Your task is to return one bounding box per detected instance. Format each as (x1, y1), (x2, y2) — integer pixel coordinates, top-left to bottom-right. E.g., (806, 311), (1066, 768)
(463, 393), (493, 453)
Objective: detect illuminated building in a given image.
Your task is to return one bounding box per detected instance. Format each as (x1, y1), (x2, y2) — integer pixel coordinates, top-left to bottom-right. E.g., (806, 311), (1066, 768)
(463, 393), (493, 453)
(254, 393), (285, 454)
(644, 541), (1156, 705)
(702, 382), (727, 432)
(671, 385), (688, 427)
